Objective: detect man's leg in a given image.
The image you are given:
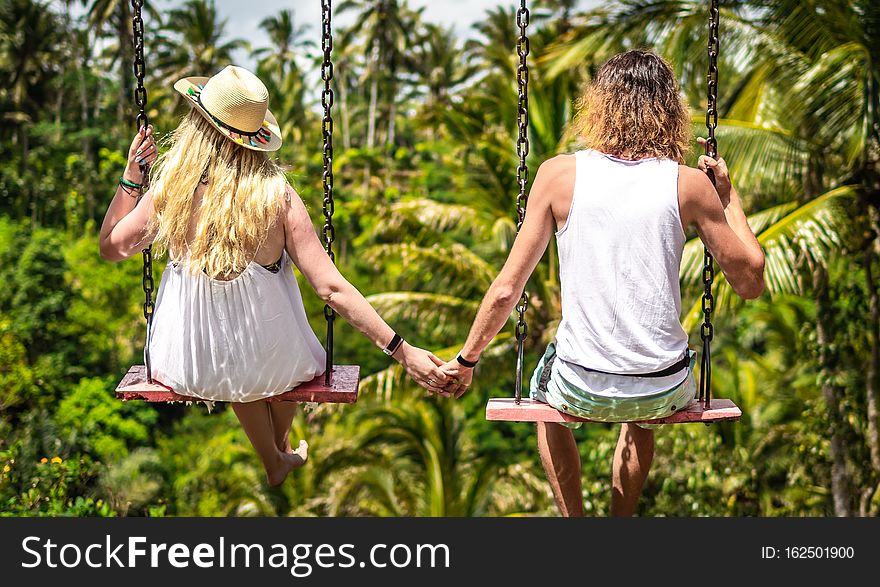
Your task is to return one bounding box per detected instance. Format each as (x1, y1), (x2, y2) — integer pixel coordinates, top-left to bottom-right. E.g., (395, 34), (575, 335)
(611, 423), (654, 517)
(537, 422), (584, 517)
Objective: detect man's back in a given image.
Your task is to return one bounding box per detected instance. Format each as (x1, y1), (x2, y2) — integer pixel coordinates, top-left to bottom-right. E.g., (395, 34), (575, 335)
(555, 149), (688, 374)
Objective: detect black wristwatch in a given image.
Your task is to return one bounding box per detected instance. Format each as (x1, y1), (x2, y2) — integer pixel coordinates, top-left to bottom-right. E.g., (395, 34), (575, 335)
(383, 333), (404, 356)
(456, 353), (479, 368)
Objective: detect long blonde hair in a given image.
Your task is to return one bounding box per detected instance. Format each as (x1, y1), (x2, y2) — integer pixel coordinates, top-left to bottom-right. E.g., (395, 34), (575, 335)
(572, 50), (691, 163)
(148, 111), (287, 278)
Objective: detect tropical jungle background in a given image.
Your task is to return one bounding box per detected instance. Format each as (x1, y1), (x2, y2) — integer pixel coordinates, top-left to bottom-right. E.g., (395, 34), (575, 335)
(1, 0), (878, 517)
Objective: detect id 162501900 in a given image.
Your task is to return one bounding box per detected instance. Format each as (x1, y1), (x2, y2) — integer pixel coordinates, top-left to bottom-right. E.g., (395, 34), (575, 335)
(761, 546), (855, 559)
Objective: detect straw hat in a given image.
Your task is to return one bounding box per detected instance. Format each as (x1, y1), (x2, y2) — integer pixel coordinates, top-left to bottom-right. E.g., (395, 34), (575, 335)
(173, 65), (282, 152)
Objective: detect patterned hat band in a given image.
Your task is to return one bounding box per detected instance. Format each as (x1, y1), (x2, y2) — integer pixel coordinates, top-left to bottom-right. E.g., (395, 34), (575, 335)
(175, 66), (281, 151)
(186, 87), (273, 144)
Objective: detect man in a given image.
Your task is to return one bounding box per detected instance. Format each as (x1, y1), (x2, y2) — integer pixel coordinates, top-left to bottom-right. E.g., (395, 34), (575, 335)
(441, 50), (764, 516)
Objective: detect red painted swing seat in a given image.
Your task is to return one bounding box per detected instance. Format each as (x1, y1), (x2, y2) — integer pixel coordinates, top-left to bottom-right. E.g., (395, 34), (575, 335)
(485, 397), (741, 424)
(115, 365), (360, 403)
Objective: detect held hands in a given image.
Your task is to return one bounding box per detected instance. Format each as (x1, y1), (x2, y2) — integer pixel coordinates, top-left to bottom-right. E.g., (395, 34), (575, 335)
(125, 125), (157, 183)
(439, 360), (473, 399)
(696, 137), (731, 204)
(393, 342), (450, 395)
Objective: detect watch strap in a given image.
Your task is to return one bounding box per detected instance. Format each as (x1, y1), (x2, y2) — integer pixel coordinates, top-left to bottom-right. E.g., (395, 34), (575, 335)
(383, 333), (404, 356)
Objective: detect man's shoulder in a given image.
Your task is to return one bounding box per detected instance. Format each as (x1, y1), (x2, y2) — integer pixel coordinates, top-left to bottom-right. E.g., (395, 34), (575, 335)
(678, 164), (713, 200)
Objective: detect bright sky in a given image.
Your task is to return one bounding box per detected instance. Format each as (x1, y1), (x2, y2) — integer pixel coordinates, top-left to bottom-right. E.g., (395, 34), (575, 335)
(147, 0), (603, 69)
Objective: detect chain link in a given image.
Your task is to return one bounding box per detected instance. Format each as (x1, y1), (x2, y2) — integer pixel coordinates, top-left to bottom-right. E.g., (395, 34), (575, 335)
(514, 0), (530, 404)
(699, 0), (720, 405)
(321, 0), (336, 384)
(131, 0), (155, 382)
(321, 0), (336, 263)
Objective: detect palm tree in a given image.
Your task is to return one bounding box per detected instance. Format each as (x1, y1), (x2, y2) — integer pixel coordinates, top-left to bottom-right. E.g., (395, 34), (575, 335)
(0, 0), (62, 174)
(253, 10), (314, 151)
(154, 0), (247, 87)
(254, 9), (312, 82)
(323, 396), (547, 516)
(85, 0), (131, 119)
(338, 0), (423, 148)
(85, 0), (161, 120)
(536, 0), (579, 33)
(405, 24), (476, 138)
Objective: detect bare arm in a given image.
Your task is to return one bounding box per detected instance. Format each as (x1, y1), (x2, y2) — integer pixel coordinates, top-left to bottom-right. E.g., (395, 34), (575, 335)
(281, 186), (447, 391)
(441, 156), (572, 396)
(99, 125), (159, 261)
(679, 154), (765, 299)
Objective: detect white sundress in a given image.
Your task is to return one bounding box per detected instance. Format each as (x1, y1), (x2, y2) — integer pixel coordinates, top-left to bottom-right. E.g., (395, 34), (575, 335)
(147, 251), (326, 402)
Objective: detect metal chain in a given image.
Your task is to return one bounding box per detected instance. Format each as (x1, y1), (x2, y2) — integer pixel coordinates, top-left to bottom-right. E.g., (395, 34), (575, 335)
(131, 0), (155, 383)
(321, 0), (336, 385)
(514, 0), (530, 404)
(699, 0), (720, 407)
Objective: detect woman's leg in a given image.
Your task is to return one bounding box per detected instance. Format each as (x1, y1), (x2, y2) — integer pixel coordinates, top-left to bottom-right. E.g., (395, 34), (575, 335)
(611, 423), (654, 517)
(537, 422), (585, 517)
(232, 402), (308, 486)
(268, 402), (299, 452)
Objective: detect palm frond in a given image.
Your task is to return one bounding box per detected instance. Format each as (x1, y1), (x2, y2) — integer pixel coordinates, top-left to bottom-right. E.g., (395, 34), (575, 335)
(368, 199), (487, 241)
(792, 41), (871, 168)
(364, 242), (497, 297)
(364, 292), (479, 340)
(681, 200), (799, 289)
(681, 185), (857, 332)
(692, 117), (809, 201)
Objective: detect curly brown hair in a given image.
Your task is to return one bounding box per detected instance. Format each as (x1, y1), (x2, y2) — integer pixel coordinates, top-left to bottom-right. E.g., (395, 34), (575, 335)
(572, 50), (691, 163)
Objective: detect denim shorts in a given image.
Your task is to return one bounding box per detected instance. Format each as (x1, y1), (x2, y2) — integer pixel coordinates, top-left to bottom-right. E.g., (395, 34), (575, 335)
(529, 342), (697, 430)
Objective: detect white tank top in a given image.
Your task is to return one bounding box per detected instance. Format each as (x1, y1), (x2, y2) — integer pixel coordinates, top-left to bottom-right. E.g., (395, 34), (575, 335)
(147, 252), (326, 402)
(554, 149), (688, 385)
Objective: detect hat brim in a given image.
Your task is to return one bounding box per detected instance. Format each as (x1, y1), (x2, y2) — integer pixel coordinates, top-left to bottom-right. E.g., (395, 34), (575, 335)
(174, 76), (283, 152)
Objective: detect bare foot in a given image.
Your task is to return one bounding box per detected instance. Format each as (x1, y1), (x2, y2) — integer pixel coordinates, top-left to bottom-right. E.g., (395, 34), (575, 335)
(266, 440), (309, 487)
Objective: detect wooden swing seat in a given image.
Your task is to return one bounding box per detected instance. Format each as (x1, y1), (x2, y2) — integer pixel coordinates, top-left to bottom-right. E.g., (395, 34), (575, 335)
(115, 364), (360, 403)
(486, 397), (741, 425)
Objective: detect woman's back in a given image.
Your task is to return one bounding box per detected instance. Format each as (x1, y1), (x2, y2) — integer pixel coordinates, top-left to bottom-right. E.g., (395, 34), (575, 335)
(182, 182), (288, 275)
(148, 139), (325, 401)
(554, 149), (688, 375)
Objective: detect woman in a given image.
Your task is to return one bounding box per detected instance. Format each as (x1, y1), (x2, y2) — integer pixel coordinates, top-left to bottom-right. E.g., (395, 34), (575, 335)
(100, 65), (447, 486)
(440, 50), (765, 515)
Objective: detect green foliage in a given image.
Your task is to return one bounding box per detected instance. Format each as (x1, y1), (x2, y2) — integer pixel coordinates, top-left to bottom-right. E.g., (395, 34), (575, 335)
(56, 377), (156, 462)
(1, 0), (878, 518)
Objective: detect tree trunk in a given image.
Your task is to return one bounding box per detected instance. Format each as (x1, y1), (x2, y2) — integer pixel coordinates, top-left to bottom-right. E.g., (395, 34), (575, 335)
(814, 262), (853, 516)
(54, 78), (64, 142)
(117, 12), (130, 122)
(366, 44), (380, 150)
(866, 207), (880, 476)
(74, 30), (97, 222)
(385, 79), (397, 189)
(12, 77), (26, 175)
(387, 54), (397, 148)
(362, 44), (380, 197)
(338, 65), (352, 150)
(20, 127), (29, 177)
(367, 76), (379, 149)
(866, 248), (880, 474)
(387, 98), (397, 148)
